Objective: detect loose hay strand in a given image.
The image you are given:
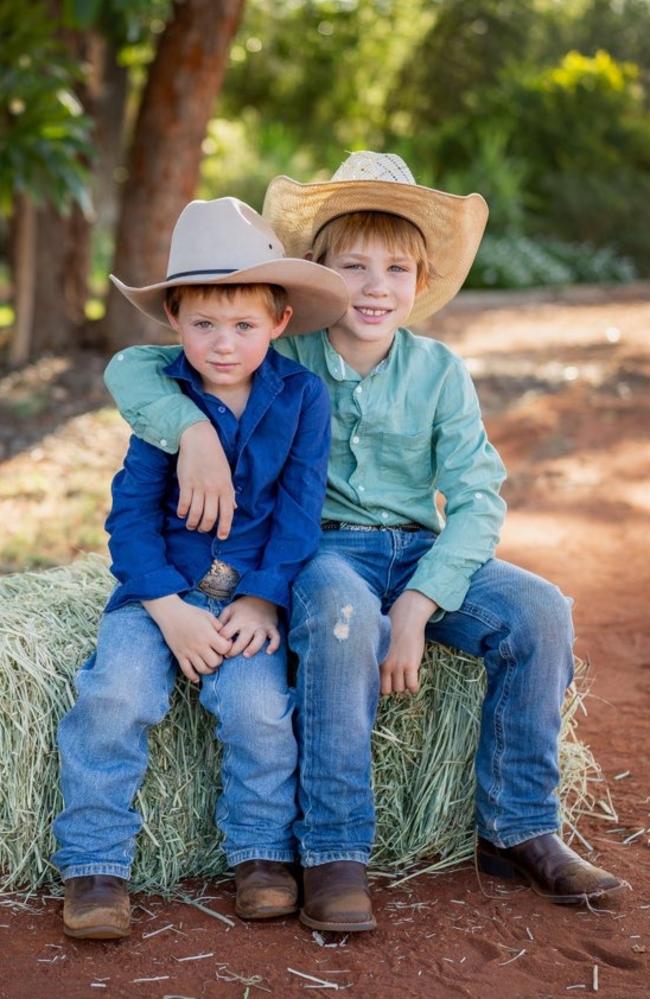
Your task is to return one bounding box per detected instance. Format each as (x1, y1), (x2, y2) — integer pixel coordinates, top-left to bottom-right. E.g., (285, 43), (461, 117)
(0, 555), (608, 892)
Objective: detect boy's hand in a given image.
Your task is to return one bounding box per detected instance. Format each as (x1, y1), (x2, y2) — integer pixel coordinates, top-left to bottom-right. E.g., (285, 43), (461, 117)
(177, 421), (236, 538)
(218, 596), (281, 659)
(143, 594), (232, 684)
(381, 590), (439, 695)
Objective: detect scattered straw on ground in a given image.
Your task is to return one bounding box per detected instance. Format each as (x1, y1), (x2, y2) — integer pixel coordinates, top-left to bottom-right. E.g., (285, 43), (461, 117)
(0, 555), (612, 893)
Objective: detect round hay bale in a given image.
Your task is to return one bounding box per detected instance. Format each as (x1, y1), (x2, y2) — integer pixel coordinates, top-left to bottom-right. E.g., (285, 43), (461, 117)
(0, 556), (607, 893)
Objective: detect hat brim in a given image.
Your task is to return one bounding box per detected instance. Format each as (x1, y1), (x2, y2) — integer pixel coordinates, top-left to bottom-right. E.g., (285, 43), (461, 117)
(110, 258), (350, 336)
(262, 177), (488, 325)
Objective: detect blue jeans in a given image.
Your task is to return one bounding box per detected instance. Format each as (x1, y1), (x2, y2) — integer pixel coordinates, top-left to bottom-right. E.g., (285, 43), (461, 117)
(290, 529), (575, 866)
(52, 590), (298, 880)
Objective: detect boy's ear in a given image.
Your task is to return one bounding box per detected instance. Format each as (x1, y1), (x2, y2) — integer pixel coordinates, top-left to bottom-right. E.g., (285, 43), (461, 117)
(164, 302), (181, 332)
(270, 306), (293, 340)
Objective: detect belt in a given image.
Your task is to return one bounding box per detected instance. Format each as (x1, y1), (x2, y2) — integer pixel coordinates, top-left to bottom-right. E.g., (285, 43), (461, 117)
(198, 558), (241, 599)
(321, 519), (425, 533)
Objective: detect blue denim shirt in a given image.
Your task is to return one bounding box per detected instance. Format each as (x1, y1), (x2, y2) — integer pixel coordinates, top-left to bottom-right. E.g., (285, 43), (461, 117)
(104, 348), (331, 613)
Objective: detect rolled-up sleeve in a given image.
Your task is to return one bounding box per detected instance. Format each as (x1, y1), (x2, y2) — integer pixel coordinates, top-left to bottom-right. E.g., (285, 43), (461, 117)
(406, 358), (507, 613)
(234, 377), (331, 610)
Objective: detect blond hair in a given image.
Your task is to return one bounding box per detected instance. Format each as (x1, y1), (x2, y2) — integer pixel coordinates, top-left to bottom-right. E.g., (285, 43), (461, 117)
(311, 212), (435, 291)
(165, 282), (288, 321)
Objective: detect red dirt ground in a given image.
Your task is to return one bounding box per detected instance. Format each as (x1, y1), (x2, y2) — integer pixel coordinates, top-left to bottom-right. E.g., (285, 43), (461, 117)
(1, 292), (649, 998)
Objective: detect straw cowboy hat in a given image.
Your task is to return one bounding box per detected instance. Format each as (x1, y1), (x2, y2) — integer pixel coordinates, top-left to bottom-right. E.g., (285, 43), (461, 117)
(262, 151), (488, 325)
(110, 197), (350, 336)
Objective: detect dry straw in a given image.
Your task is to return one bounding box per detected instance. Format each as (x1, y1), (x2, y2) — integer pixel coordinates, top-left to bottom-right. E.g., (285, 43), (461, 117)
(0, 556), (612, 893)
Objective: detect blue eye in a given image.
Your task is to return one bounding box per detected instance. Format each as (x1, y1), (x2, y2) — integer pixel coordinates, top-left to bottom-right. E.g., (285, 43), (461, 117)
(236, 321), (253, 331)
(194, 320), (211, 329)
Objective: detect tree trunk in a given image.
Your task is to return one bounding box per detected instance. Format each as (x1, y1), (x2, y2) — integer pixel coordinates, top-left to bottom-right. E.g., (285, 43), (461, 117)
(8, 194), (37, 366)
(29, 28), (128, 357)
(103, 0), (245, 350)
(30, 201), (91, 356)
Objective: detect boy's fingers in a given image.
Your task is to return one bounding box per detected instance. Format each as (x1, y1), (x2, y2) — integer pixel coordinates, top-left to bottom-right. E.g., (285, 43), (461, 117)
(177, 486), (192, 519)
(198, 493), (219, 533)
(221, 617), (239, 639)
(229, 627), (254, 657)
(210, 632), (232, 656)
(217, 604), (233, 626)
(185, 492), (205, 531)
(380, 662), (394, 696)
(179, 657), (200, 684)
(265, 628), (281, 654)
(216, 496), (236, 541)
(192, 653), (217, 675)
(200, 647), (224, 670)
(391, 671), (405, 694)
(404, 664), (420, 693)
(242, 628), (269, 658)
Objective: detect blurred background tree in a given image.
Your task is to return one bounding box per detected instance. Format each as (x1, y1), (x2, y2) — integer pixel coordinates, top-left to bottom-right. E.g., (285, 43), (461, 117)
(2, 0), (650, 362)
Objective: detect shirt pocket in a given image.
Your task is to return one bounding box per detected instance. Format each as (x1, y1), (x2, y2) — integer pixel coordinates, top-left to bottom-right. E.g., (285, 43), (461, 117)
(378, 429), (433, 485)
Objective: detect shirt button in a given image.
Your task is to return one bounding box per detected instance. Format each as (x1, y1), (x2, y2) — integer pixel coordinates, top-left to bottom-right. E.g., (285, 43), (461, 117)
(159, 438), (167, 447)
(352, 435), (360, 444)
(218, 406), (226, 414)
(355, 386), (363, 394)
(474, 491), (483, 499)
(381, 511), (389, 519)
(117, 354), (124, 361)
(358, 484), (365, 492)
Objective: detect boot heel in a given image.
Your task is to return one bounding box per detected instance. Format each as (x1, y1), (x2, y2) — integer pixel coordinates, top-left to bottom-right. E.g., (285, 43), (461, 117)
(477, 851), (517, 879)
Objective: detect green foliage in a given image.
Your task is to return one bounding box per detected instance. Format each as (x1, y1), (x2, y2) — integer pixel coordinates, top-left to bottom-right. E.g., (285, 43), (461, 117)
(468, 233), (637, 289)
(0, 3), (93, 214)
(217, 0), (437, 168)
(62, 0), (171, 43)
(202, 0), (650, 280)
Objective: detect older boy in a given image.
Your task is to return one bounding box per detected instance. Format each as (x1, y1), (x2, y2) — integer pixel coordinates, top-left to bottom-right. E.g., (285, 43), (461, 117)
(104, 155), (623, 933)
(53, 197), (348, 938)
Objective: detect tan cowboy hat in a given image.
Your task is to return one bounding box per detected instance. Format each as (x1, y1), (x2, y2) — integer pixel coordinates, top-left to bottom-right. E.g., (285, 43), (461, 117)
(110, 197), (349, 336)
(262, 151), (488, 325)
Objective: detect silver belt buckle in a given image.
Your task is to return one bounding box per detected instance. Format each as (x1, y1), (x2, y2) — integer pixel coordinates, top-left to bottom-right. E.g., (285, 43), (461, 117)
(198, 558), (241, 599)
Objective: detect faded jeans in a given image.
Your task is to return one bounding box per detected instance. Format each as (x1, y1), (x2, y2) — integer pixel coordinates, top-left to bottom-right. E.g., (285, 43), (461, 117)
(289, 528), (575, 867)
(52, 589), (298, 880)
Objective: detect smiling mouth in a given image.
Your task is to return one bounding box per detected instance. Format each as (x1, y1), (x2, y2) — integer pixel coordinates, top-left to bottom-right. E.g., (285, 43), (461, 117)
(354, 306), (392, 318)
(210, 361), (238, 369)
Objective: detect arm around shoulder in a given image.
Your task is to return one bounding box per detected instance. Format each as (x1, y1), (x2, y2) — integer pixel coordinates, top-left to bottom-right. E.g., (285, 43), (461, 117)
(104, 344), (206, 454)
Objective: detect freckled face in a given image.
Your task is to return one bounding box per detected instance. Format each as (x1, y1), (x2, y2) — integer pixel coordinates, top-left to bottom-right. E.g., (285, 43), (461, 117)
(166, 289), (291, 396)
(323, 236), (418, 353)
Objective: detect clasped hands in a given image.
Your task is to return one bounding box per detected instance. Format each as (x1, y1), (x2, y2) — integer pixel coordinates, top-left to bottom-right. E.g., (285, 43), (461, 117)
(143, 593), (280, 684)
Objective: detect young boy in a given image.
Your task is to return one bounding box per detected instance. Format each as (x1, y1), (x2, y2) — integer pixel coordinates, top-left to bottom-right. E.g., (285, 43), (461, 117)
(104, 154), (624, 933)
(52, 196), (349, 939)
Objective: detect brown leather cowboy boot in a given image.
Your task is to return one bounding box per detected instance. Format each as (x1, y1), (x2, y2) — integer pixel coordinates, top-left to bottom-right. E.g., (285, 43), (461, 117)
(63, 875), (131, 938)
(234, 860), (298, 919)
(477, 833), (626, 904)
(300, 861), (376, 932)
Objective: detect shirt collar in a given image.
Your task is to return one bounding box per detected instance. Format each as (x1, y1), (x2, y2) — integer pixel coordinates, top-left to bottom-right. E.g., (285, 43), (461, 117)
(320, 328), (403, 382)
(163, 348), (283, 397)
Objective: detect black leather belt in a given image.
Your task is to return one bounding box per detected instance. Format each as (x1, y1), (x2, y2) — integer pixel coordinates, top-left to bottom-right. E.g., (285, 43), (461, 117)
(321, 520), (425, 533)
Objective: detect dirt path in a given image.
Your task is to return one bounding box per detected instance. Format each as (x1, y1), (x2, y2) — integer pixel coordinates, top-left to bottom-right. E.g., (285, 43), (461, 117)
(1, 294), (649, 998)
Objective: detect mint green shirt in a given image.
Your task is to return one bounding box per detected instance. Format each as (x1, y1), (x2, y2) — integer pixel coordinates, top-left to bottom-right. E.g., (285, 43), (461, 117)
(104, 329), (507, 612)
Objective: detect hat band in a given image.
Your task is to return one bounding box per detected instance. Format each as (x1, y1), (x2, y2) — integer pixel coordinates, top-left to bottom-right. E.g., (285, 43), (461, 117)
(166, 268), (237, 280)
